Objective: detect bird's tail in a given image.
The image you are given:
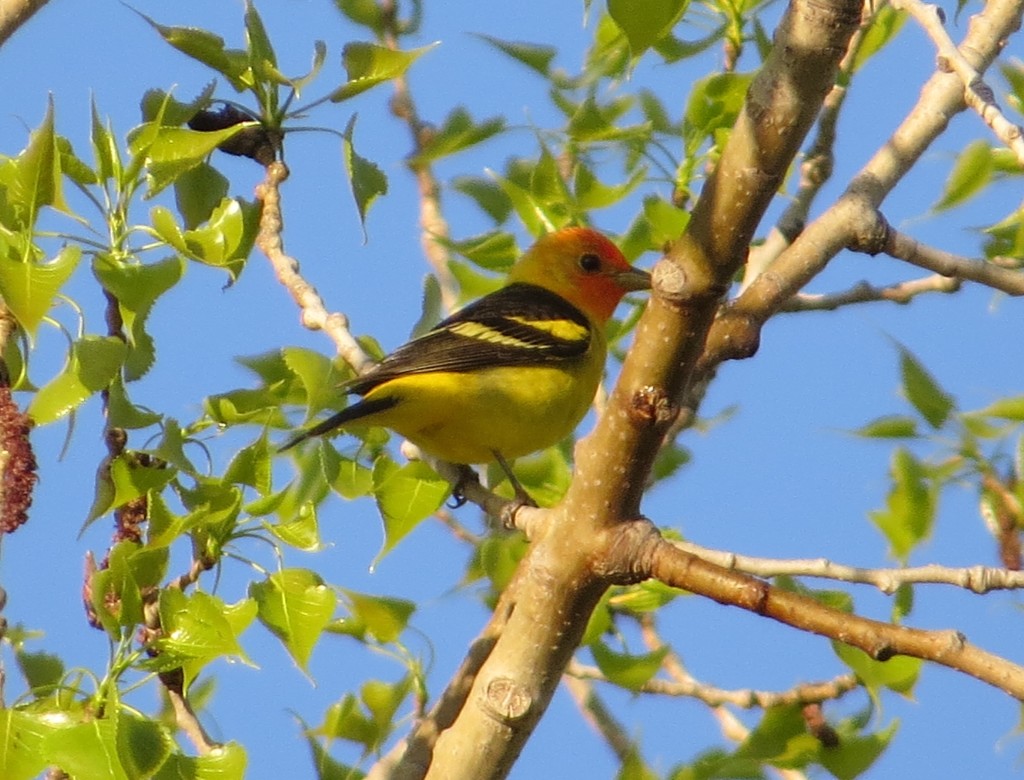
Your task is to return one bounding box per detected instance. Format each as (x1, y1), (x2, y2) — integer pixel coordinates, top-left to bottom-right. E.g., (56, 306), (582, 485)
(278, 395), (399, 452)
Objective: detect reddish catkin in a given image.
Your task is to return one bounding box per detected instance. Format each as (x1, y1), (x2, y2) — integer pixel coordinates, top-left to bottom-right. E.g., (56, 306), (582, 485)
(0, 385), (37, 534)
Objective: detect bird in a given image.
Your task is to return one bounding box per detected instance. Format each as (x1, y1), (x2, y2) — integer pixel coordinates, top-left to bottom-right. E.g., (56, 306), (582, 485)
(280, 226), (650, 497)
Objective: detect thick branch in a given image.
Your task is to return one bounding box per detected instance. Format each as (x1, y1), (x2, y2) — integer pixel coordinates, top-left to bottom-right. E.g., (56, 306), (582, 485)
(381, 4), (864, 778)
(649, 536), (1024, 700)
(0, 0), (49, 47)
(705, 0), (1024, 368)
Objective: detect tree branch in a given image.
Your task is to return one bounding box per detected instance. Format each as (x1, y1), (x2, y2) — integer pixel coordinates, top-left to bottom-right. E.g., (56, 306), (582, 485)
(782, 274), (961, 310)
(637, 529), (1024, 700)
(880, 221), (1024, 294)
(255, 161), (373, 373)
(567, 660), (859, 709)
(892, 0), (1024, 165)
(674, 539), (1024, 593)
(0, 0), (50, 47)
(704, 0), (1024, 369)
(380, 0), (459, 313)
(381, 2), (865, 777)
(561, 674), (637, 763)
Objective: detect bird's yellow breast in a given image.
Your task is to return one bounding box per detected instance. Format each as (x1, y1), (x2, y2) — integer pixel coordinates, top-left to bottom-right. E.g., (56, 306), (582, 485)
(355, 340), (605, 465)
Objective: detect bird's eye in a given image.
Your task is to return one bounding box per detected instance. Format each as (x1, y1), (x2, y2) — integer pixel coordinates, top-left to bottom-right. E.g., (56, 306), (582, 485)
(578, 253), (602, 273)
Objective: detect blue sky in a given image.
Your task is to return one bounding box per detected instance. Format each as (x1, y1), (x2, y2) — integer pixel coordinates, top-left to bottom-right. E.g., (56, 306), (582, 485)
(2, 1), (1024, 778)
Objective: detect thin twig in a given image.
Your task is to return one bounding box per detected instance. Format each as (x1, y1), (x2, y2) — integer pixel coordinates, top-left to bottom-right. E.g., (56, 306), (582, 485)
(255, 161), (373, 373)
(892, 0), (1024, 164)
(783, 274), (961, 310)
(567, 660), (859, 709)
(882, 222), (1024, 295)
(561, 675), (637, 763)
(380, 0), (459, 313)
(674, 539), (1024, 593)
(742, 0), (872, 289)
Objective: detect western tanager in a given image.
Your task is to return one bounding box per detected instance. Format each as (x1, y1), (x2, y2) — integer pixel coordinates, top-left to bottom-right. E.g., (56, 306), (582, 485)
(281, 227), (650, 484)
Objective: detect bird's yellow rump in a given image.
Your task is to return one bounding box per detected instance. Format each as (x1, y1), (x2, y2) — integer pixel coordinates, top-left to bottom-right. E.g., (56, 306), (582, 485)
(280, 227), (650, 471)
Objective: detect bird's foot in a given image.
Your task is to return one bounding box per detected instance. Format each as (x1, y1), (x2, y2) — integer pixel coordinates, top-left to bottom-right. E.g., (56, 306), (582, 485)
(447, 465), (480, 509)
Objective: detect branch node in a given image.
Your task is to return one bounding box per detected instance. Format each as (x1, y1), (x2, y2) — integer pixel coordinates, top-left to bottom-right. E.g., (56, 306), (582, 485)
(593, 518), (663, 584)
(630, 386), (676, 428)
(481, 676), (533, 724)
(848, 210), (889, 255)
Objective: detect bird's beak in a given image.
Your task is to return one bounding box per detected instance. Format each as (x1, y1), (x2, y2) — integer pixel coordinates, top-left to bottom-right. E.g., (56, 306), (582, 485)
(615, 267), (652, 292)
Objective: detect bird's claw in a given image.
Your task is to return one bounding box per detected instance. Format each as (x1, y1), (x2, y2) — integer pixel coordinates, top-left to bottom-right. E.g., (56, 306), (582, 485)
(446, 465), (480, 509)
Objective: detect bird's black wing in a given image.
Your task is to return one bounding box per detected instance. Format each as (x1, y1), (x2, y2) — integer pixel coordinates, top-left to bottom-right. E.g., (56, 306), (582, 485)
(345, 282), (592, 396)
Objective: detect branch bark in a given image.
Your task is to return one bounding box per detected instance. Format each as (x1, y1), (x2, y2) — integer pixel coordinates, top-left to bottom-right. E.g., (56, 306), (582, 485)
(381, 0), (864, 776)
(0, 0), (50, 47)
(704, 0), (1024, 370)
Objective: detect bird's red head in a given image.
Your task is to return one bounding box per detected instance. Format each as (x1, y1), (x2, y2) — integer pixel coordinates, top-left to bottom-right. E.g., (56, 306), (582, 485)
(508, 227), (651, 322)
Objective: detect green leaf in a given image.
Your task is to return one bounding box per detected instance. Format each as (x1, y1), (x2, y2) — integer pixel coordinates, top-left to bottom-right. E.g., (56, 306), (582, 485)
(138, 13), (251, 92)
(452, 176), (512, 223)
(15, 649), (64, 692)
(334, 0), (385, 33)
(438, 230), (518, 272)
(244, 0), (280, 85)
(106, 377), (162, 429)
(833, 641), (922, 697)
(329, 42), (436, 102)
(608, 0), (689, 57)
(934, 139), (993, 211)
(251, 569), (336, 671)
(137, 123), (256, 197)
(336, 590), (415, 644)
(93, 254), (186, 381)
(108, 454), (176, 509)
(151, 741), (248, 780)
(268, 500), (323, 551)
(850, 5), (907, 74)
(139, 84), (218, 128)
(734, 704), (819, 766)
(608, 580), (686, 613)
(819, 720), (899, 780)
(151, 198), (259, 281)
(91, 98), (121, 182)
(643, 196), (690, 244)
(372, 459), (448, 561)
(590, 641), (669, 691)
(683, 71), (754, 154)
(0, 244), (80, 336)
(42, 718), (130, 780)
(29, 335), (127, 425)
(320, 445), (374, 500)
(852, 415), (919, 438)
(977, 395), (1024, 421)
(9, 97), (68, 227)
(116, 711), (175, 779)
(0, 710), (49, 780)
(342, 115), (388, 239)
(574, 164), (646, 210)
(224, 436), (272, 494)
(474, 34), (557, 76)
(175, 162), (230, 229)
(151, 590), (256, 681)
(411, 108), (506, 165)
(869, 448), (936, 562)
(899, 346), (955, 428)
(892, 583), (914, 623)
